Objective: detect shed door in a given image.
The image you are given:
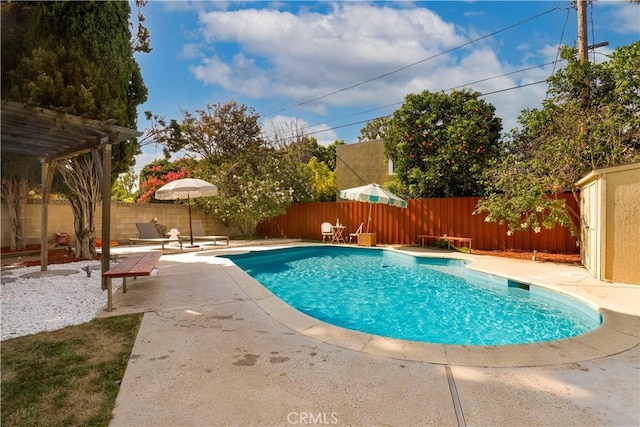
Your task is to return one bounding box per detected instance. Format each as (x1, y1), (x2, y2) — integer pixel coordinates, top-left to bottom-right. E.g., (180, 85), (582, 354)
(581, 182), (599, 277)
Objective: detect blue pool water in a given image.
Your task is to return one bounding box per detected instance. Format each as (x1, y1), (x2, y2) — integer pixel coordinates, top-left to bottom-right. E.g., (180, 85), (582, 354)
(223, 246), (601, 345)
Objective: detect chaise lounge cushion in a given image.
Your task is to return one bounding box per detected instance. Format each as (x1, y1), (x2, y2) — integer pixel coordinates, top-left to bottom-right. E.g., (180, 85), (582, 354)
(129, 223), (183, 249)
(180, 219), (229, 245)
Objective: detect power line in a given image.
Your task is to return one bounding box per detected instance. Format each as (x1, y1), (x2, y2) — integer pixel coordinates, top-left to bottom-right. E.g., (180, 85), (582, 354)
(267, 6), (564, 116)
(305, 61), (560, 133)
(551, 6), (573, 77)
(481, 80), (547, 96)
(302, 80), (548, 139)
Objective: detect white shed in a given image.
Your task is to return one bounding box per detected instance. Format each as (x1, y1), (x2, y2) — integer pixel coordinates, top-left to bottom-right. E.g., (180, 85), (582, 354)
(576, 162), (640, 284)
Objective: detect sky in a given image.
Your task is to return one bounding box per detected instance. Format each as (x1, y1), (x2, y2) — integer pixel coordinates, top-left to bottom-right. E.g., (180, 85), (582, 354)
(131, 0), (639, 174)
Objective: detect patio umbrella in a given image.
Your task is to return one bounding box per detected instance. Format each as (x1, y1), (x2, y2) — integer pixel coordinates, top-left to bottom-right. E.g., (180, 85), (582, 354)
(339, 183), (407, 233)
(155, 178), (218, 246)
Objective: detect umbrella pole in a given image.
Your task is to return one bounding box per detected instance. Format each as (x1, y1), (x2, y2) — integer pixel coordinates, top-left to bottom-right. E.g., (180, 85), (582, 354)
(188, 193), (194, 246)
(366, 203), (372, 233)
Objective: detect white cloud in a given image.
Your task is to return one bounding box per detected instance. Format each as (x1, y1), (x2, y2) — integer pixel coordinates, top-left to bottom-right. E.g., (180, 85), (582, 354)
(307, 125), (340, 146)
(180, 43), (200, 59)
(189, 55), (234, 87)
(183, 2), (567, 139)
(596, 2), (640, 35)
(193, 3), (465, 106)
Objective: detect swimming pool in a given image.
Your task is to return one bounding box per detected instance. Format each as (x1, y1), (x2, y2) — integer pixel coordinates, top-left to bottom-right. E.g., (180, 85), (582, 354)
(223, 246), (601, 346)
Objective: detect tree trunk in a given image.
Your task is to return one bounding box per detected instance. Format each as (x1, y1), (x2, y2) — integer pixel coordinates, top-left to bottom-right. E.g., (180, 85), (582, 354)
(68, 191), (97, 259)
(1, 177), (29, 250)
(57, 155), (101, 259)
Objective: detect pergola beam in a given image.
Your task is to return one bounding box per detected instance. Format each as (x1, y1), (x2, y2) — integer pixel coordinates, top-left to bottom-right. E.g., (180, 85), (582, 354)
(1, 101), (140, 161)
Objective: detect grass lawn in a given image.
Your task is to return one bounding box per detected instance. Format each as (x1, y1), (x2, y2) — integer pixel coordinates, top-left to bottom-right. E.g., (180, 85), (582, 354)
(1, 314), (142, 427)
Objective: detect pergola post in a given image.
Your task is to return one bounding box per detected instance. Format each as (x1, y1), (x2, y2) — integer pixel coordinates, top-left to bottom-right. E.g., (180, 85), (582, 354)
(40, 160), (56, 272)
(100, 144), (112, 295)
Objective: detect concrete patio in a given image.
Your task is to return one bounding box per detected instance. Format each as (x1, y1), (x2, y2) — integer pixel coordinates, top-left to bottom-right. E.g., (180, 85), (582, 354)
(99, 242), (639, 426)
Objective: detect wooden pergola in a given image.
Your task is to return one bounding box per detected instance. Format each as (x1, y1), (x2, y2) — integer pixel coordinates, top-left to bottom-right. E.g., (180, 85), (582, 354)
(1, 101), (142, 290)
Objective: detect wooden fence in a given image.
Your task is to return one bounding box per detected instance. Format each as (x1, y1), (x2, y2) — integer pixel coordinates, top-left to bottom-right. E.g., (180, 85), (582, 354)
(256, 195), (580, 253)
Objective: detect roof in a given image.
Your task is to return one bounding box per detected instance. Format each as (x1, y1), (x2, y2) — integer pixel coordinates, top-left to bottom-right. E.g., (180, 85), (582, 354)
(575, 162), (640, 187)
(1, 101), (142, 162)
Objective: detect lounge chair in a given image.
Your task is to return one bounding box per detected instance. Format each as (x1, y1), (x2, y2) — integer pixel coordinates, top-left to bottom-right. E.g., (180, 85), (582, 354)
(129, 223), (183, 250)
(348, 222), (364, 243)
(321, 222), (333, 243)
(180, 219), (229, 246)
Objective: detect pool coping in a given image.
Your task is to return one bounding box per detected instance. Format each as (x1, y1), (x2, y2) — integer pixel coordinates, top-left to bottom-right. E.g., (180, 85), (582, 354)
(218, 243), (640, 368)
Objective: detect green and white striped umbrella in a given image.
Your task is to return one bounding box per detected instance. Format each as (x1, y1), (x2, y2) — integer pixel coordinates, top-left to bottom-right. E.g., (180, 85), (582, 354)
(339, 183), (407, 233)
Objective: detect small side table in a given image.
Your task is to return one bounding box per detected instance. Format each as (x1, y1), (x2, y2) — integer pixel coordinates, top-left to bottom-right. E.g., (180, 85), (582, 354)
(331, 225), (346, 243)
(357, 233), (376, 247)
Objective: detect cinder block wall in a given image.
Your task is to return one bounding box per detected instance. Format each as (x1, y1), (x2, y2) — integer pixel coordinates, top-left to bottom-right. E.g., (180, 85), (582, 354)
(1, 200), (233, 247)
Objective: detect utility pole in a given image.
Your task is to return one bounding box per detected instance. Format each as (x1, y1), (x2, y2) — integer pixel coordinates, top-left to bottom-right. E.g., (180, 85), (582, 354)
(576, 0), (589, 139)
(577, 0), (588, 61)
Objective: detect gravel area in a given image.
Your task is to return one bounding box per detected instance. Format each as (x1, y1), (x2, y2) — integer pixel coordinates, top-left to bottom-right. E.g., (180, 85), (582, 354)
(1, 261), (122, 341)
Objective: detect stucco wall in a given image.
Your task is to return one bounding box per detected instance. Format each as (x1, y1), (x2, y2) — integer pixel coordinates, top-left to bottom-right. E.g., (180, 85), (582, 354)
(335, 139), (391, 191)
(1, 200), (233, 247)
(605, 166), (640, 284)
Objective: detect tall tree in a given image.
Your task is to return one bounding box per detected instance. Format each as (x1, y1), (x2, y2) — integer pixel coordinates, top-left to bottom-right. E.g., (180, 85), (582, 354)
(0, 154), (40, 250)
(272, 148), (315, 204)
(157, 101), (263, 165)
(358, 117), (391, 142)
(307, 157), (337, 201)
(476, 42), (640, 239)
(1, 1), (149, 258)
(112, 168), (139, 203)
(317, 140), (345, 172)
(285, 136), (323, 164)
(151, 101), (309, 236)
(384, 89), (502, 198)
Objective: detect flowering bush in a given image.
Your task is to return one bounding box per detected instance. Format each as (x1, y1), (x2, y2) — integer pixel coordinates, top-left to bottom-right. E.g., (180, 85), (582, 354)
(196, 169), (294, 236)
(474, 160), (577, 238)
(136, 168), (187, 203)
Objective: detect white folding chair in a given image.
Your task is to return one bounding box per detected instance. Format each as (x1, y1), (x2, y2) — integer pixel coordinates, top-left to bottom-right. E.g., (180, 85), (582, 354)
(348, 222), (364, 243)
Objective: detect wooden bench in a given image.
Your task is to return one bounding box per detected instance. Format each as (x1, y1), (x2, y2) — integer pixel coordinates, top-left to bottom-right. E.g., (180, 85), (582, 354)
(418, 235), (473, 253)
(102, 251), (162, 311)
